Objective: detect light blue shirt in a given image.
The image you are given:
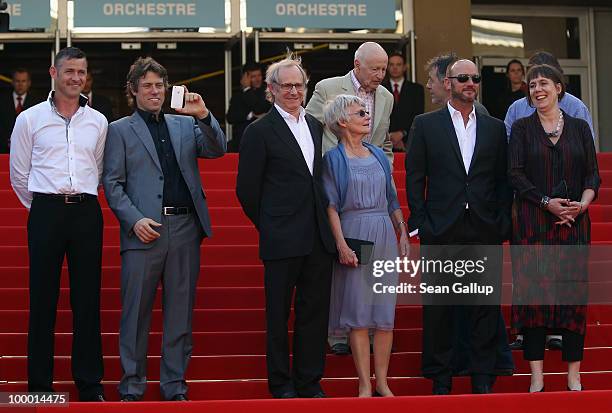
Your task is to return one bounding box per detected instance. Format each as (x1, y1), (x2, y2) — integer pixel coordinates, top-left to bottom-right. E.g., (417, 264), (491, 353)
(504, 92), (595, 141)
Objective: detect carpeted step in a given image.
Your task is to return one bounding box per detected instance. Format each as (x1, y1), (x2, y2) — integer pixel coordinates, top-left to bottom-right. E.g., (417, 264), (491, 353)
(2, 372), (612, 400)
(2, 348), (612, 382)
(0, 265), (264, 288)
(2, 306), (612, 333)
(2, 323), (612, 357)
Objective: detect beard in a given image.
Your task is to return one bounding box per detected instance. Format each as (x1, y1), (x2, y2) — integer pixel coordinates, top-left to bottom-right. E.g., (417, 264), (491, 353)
(451, 87), (477, 103)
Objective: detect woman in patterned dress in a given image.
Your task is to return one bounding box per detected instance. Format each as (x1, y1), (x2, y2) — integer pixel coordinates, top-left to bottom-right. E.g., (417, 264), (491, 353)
(508, 64), (600, 393)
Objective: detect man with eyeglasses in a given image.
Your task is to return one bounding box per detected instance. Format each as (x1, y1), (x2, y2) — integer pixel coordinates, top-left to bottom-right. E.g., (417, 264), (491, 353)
(305, 41), (394, 357)
(237, 55), (336, 398)
(405, 59), (513, 394)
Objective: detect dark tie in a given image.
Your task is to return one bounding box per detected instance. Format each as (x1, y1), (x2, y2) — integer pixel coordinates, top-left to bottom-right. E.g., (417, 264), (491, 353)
(393, 83), (400, 104)
(15, 96), (24, 115)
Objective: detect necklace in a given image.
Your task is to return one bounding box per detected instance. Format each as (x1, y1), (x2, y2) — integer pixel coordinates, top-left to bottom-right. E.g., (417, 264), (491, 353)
(543, 110), (563, 138)
(345, 144), (368, 158)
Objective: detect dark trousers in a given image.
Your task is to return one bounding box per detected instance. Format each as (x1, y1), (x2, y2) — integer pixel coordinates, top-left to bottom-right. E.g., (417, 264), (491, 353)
(524, 327), (584, 362)
(453, 308), (514, 375)
(422, 210), (503, 386)
(27, 195), (104, 399)
(263, 234), (333, 397)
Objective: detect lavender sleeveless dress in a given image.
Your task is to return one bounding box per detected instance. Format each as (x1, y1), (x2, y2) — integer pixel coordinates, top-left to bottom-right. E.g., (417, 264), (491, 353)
(324, 154), (399, 335)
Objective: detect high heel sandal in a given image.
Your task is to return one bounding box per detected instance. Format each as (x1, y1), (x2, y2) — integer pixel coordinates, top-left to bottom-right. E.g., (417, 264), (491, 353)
(529, 386), (545, 393)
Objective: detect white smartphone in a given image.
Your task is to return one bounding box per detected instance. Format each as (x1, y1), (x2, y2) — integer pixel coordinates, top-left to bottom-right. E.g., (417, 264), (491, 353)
(170, 85), (185, 109)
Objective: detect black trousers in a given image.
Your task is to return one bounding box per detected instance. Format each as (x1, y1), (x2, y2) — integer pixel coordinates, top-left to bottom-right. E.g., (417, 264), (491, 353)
(27, 194), (104, 399)
(422, 210), (502, 386)
(263, 233), (333, 397)
(524, 327), (585, 362)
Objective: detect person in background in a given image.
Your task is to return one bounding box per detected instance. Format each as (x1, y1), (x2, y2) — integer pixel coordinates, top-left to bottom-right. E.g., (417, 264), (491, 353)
(306, 42), (395, 356)
(322, 94), (409, 397)
(382, 52), (424, 151)
(491, 59), (527, 120)
(226, 62), (271, 152)
(9, 47), (107, 402)
(0, 68), (41, 153)
(508, 63), (599, 393)
(83, 72), (114, 122)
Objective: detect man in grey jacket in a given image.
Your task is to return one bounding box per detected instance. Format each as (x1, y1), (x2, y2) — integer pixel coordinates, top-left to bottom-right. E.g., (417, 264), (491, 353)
(103, 57), (226, 401)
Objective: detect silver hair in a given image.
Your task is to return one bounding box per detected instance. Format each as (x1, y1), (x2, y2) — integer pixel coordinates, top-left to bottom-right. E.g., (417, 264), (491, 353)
(323, 94), (366, 139)
(265, 52), (308, 101)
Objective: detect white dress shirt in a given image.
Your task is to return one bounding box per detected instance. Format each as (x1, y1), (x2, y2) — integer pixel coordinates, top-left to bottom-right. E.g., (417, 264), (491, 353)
(447, 101), (477, 174)
(275, 104), (315, 175)
(9, 92), (108, 209)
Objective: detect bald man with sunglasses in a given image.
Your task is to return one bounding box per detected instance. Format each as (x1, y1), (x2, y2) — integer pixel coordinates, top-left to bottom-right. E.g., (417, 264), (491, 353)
(405, 59), (513, 394)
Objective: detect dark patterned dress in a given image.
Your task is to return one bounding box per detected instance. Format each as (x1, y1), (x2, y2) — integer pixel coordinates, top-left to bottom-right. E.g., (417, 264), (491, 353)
(508, 111), (600, 335)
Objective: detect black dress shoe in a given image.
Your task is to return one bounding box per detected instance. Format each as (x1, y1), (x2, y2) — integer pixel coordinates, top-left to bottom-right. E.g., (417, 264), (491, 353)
(330, 343), (351, 356)
(310, 391), (327, 398)
(274, 390), (298, 399)
(82, 394), (106, 402)
(120, 394), (139, 402)
(547, 338), (563, 351)
(509, 338), (524, 350)
(169, 394), (188, 401)
(472, 384), (493, 394)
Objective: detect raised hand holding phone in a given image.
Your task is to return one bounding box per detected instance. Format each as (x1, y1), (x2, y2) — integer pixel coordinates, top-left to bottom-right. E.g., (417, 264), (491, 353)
(173, 85), (209, 119)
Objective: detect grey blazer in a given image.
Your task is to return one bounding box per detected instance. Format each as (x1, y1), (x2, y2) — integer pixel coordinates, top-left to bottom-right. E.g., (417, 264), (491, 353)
(102, 111), (226, 252)
(305, 71), (394, 167)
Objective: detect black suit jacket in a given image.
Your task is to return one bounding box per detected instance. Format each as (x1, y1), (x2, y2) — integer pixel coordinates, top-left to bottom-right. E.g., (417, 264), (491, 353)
(405, 107), (512, 244)
(0, 92), (41, 153)
(90, 92), (114, 122)
(236, 106), (335, 260)
(383, 79), (424, 140)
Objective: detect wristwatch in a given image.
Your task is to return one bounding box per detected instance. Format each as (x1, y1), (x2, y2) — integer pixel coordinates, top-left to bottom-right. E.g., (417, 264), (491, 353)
(540, 195), (551, 210)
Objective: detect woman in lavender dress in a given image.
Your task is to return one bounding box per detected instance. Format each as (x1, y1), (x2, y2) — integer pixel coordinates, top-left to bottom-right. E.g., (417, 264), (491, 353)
(322, 95), (409, 397)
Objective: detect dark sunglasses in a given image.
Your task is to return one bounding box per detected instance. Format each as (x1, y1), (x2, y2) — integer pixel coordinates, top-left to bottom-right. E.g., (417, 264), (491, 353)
(350, 110), (370, 118)
(448, 74), (482, 84)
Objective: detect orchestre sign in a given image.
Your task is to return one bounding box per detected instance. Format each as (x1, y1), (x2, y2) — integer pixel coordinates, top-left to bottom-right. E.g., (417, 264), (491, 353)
(74, 0), (225, 28)
(4, 0), (51, 30)
(246, 0), (396, 29)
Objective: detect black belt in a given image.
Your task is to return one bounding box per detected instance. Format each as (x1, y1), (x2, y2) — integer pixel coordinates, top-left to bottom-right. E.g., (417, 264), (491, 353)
(34, 193), (95, 204)
(162, 206), (191, 216)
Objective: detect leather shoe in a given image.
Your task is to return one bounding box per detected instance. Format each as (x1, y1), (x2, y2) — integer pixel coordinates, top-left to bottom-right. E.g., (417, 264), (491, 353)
(509, 338), (524, 350)
(169, 394), (188, 401)
(274, 390), (298, 399)
(547, 338), (563, 351)
(472, 384), (493, 394)
(432, 379), (451, 395)
(82, 394), (106, 402)
(120, 394), (138, 402)
(330, 343), (351, 356)
(310, 390), (327, 398)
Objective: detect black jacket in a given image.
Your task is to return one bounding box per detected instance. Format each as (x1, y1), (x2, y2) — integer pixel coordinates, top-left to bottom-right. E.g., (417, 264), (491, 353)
(405, 107), (512, 244)
(0, 92), (41, 153)
(236, 106), (335, 260)
(382, 79), (424, 142)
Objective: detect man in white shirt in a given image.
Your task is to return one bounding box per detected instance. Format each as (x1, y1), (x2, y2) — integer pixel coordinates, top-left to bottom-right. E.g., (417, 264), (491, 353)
(405, 59), (512, 394)
(9, 47), (107, 402)
(236, 56), (336, 398)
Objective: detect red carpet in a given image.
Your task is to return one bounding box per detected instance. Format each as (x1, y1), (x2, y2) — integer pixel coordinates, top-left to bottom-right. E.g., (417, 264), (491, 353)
(1, 153), (612, 412)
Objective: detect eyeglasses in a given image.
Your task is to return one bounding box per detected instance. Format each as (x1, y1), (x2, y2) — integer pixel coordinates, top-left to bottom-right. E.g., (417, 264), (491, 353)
(275, 82), (305, 92)
(350, 110), (369, 118)
(448, 74), (481, 84)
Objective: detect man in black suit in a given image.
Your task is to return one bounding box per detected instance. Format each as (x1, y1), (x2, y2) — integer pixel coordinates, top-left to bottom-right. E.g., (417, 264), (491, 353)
(405, 59), (512, 394)
(226, 62), (271, 152)
(83, 73), (114, 122)
(0, 68), (40, 153)
(236, 56), (335, 399)
(382, 52), (424, 151)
